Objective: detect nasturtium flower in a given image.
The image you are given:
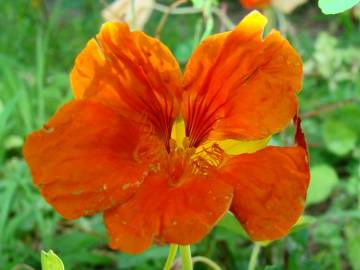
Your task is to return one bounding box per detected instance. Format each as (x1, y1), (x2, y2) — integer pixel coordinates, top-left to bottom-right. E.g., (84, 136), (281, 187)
(240, 0), (272, 9)
(24, 11), (310, 254)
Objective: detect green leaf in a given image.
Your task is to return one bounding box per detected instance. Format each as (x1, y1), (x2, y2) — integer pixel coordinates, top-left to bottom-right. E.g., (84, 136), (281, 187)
(345, 225), (360, 270)
(318, 0), (360, 14)
(217, 212), (248, 238)
(218, 212), (316, 241)
(191, 0), (205, 8)
(290, 215), (316, 234)
(41, 250), (65, 270)
(116, 246), (170, 268)
(307, 165), (339, 205)
(323, 120), (357, 156)
(348, 238), (360, 270)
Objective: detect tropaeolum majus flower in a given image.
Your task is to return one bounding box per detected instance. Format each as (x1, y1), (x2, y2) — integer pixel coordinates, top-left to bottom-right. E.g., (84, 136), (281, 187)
(240, 0), (272, 9)
(24, 11), (310, 254)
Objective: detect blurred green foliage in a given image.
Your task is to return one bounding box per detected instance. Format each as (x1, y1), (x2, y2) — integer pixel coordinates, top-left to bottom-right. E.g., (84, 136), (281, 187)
(0, 0), (360, 269)
(318, 0), (360, 14)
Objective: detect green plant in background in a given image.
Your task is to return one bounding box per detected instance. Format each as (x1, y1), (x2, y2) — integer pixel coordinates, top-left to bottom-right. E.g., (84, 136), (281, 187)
(190, 0), (217, 40)
(305, 32), (360, 92)
(318, 0), (360, 14)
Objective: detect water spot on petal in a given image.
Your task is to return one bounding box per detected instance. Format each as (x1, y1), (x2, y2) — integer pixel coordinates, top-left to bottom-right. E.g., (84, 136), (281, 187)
(122, 183), (131, 190)
(286, 58), (301, 67)
(72, 189), (83, 195)
(43, 124), (55, 133)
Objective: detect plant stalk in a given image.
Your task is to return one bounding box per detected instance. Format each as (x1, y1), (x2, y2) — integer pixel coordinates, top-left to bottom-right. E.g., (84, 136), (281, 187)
(192, 256), (222, 270)
(248, 243), (261, 270)
(180, 245), (193, 270)
(163, 244), (178, 270)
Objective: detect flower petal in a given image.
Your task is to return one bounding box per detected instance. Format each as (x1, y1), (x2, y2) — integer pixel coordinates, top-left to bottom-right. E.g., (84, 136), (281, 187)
(71, 22), (182, 146)
(182, 11), (302, 146)
(219, 146), (309, 240)
(23, 100), (162, 219)
(200, 136), (271, 155)
(104, 173), (233, 254)
(240, 0), (272, 9)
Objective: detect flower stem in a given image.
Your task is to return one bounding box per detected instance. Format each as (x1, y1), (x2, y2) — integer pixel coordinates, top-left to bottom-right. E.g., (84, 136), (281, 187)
(248, 243), (261, 270)
(163, 244), (178, 270)
(192, 256), (222, 270)
(179, 245), (193, 270)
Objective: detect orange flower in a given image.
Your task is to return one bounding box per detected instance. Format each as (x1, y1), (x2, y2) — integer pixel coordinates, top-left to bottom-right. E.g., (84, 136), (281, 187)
(240, 0), (272, 9)
(23, 11), (309, 254)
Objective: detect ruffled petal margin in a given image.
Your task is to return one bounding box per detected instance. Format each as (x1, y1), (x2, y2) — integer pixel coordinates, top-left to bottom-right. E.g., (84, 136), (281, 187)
(220, 146), (309, 240)
(218, 117), (309, 241)
(182, 11), (302, 146)
(104, 172), (233, 254)
(71, 22), (182, 146)
(23, 100), (159, 219)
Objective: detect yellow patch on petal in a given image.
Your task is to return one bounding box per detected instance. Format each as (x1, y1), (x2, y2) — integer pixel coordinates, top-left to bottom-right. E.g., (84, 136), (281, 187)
(170, 116), (269, 155)
(171, 117), (186, 147)
(200, 137), (271, 155)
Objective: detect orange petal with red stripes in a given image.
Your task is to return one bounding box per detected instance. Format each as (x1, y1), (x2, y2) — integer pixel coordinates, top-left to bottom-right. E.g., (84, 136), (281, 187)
(182, 11), (302, 147)
(104, 172), (233, 254)
(219, 146), (309, 240)
(71, 22), (182, 146)
(23, 100), (161, 219)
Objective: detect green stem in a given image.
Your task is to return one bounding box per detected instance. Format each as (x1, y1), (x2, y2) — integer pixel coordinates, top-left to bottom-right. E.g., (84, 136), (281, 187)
(211, 7), (235, 30)
(179, 245), (193, 270)
(163, 244), (178, 270)
(248, 243), (261, 270)
(192, 256), (222, 270)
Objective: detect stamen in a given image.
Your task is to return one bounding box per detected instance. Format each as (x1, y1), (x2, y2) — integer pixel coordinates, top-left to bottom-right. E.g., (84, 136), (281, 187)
(142, 121), (226, 188)
(191, 143), (225, 173)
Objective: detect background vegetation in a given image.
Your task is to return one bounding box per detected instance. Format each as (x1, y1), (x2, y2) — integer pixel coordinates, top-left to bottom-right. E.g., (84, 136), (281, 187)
(0, 0), (359, 269)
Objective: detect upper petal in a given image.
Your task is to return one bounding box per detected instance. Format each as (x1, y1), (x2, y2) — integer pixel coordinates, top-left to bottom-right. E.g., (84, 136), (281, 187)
(182, 11), (302, 147)
(23, 100), (163, 219)
(70, 22), (182, 147)
(104, 172), (233, 254)
(219, 146), (309, 240)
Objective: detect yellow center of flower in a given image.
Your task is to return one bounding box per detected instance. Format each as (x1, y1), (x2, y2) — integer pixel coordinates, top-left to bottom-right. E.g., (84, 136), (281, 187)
(139, 116), (271, 188)
(170, 117), (187, 149)
(171, 116), (271, 155)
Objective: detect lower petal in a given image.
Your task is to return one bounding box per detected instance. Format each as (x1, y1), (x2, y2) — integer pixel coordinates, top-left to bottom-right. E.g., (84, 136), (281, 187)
(104, 173), (233, 254)
(219, 146), (309, 240)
